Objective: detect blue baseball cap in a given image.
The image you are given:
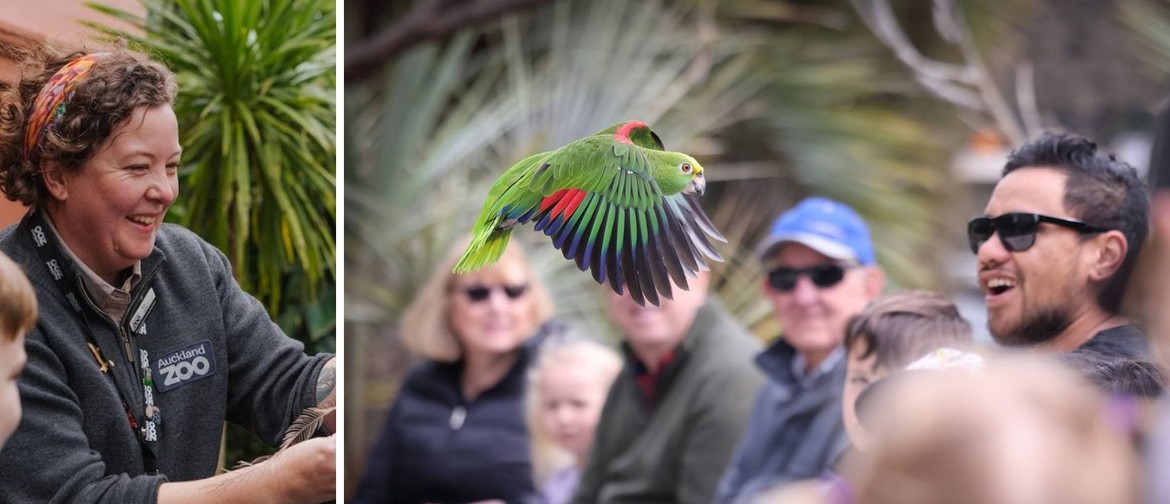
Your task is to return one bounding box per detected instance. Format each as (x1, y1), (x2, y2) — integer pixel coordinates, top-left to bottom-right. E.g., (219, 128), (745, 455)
(757, 197), (876, 266)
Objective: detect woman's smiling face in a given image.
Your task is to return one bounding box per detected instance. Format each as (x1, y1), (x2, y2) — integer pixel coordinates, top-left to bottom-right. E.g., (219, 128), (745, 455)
(45, 105), (180, 284)
(448, 256), (538, 360)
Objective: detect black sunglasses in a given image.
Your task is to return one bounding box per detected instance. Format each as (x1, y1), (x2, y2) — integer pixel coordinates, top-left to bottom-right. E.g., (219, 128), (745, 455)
(967, 213), (1108, 254)
(463, 284), (528, 302)
(767, 264), (850, 292)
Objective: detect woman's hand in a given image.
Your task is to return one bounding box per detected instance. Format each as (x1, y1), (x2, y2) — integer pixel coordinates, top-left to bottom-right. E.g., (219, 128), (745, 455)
(271, 434), (337, 503)
(158, 434), (336, 504)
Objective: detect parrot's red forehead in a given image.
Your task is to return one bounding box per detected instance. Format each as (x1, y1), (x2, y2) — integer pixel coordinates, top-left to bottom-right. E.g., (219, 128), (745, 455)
(614, 120), (649, 144)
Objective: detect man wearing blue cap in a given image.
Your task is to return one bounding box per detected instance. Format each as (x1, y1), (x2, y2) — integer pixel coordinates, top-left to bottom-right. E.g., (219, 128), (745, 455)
(713, 197), (884, 504)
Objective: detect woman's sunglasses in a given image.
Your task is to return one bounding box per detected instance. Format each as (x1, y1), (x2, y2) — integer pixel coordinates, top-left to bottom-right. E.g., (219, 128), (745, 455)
(462, 284), (529, 302)
(767, 264), (850, 292)
(967, 212), (1108, 254)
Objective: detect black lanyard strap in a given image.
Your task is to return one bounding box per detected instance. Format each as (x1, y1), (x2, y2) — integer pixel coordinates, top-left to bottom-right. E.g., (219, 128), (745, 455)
(18, 210), (159, 474)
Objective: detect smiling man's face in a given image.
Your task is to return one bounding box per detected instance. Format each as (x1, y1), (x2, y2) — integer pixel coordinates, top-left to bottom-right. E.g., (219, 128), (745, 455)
(976, 167), (1097, 346)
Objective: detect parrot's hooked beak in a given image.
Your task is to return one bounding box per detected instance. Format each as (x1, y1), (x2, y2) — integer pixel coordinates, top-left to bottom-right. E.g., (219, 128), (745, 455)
(685, 173), (706, 196)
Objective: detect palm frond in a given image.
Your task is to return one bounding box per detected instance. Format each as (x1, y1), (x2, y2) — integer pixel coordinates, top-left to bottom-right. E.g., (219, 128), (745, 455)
(1120, 0), (1170, 77)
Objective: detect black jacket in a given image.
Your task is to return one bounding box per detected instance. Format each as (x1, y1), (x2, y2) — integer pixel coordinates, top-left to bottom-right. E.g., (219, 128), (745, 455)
(353, 338), (544, 504)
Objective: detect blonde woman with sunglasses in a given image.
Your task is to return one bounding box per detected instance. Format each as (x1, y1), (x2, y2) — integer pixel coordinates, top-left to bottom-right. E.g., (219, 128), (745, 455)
(353, 237), (556, 504)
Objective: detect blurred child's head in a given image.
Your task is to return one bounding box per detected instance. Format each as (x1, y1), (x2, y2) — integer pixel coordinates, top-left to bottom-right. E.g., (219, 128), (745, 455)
(841, 290), (973, 451)
(527, 332), (622, 483)
(844, 354), (1138, 504)
(0, 253), (37, 448)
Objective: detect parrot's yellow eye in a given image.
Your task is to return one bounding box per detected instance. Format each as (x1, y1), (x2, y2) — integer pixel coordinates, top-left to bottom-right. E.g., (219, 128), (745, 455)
(680, 163), (692, 174)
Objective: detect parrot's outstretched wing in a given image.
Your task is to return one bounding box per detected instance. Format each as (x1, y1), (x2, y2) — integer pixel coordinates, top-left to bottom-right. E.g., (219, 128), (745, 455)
(519, 135), (723, 306)
(455, 121), (725, 306)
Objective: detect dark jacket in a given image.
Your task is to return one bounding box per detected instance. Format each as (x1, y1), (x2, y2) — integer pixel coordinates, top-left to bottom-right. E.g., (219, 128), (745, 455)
(0, 214), (330, 503)
(712, 338), (850, 504)
(353, 340), (541, 504)
(572, 302), (763, 504)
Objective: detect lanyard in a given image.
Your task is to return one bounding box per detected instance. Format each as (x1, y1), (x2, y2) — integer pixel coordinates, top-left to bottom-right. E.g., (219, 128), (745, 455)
(19, 210), (160, 474)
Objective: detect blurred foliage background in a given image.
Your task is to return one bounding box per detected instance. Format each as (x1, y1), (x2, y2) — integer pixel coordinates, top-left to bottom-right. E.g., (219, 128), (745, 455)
(89, 0), (336, 471)
(345, 0), (1170, 495)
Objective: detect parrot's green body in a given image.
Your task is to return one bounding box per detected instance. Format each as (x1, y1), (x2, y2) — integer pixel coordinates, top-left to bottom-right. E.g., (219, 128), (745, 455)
(453, 120), (725, 306)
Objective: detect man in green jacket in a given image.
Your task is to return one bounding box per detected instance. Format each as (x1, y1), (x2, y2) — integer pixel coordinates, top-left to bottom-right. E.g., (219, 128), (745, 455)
(572, 271), (765, 504)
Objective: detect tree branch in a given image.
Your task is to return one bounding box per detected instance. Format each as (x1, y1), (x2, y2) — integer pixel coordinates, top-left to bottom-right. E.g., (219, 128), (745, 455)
(346, 0), (554, 83)
(852, 0), (1043, 146)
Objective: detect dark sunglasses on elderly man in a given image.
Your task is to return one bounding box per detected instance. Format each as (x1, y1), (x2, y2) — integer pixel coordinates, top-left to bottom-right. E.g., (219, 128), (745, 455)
(967, 212), (1109, 254)
(767, 264), (852, 292)
(463, 284), (528, 302)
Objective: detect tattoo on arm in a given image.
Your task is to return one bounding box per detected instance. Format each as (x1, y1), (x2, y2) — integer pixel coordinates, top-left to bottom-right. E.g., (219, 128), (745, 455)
(315, 359), (336, 408)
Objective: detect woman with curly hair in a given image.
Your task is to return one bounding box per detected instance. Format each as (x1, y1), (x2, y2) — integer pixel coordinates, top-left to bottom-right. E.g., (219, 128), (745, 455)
(0, 44), (335, 503)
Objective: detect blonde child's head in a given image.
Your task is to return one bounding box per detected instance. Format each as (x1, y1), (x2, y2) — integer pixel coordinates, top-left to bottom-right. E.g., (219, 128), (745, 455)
(0, 252), (37, 449)
(526, 332), (622, 485)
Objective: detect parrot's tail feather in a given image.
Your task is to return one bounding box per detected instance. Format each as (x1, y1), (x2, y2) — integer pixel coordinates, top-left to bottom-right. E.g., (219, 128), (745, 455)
(452, 230), (513, 274)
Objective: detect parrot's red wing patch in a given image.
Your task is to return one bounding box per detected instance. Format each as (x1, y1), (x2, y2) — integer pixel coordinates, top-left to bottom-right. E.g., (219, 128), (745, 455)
(540, 188), (588, 219)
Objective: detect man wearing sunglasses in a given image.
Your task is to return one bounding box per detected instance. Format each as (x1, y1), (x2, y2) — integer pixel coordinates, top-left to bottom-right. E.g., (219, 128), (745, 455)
(972, 132), (1150, 361)
(714, 197), (884, 504)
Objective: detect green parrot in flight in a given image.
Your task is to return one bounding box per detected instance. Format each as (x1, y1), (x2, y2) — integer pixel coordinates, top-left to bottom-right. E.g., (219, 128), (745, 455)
(453, 120), (726, 306)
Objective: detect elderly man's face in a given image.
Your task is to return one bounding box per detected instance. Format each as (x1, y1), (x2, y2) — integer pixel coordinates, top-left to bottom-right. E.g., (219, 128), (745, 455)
(976, 167), (1099, 346)
(763, 242), (880, 358)
(606, 272), (710, 352)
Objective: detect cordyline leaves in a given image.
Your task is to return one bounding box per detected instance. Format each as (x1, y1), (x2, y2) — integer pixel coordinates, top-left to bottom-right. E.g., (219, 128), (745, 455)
(86, 0), (336, 313)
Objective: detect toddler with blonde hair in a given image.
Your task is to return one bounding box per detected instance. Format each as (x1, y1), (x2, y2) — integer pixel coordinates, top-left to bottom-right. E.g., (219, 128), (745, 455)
(527, 333), (622, 504)
(0, 252), (36, 450)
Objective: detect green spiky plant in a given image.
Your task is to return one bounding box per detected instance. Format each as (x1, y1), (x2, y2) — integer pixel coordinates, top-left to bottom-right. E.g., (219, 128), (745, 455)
(87, 0), (336, 469)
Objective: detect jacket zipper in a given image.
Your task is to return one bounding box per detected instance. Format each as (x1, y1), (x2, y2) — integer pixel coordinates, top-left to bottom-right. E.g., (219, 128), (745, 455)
(75, 262), (164, 387)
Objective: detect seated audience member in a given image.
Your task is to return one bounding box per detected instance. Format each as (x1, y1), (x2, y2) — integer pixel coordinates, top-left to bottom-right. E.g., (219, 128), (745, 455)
(527, 334), (622, 504)
(715, 197), (884, 504)
(971, 132), (1150, 364)
(840, 290), (975, 453)
(1140, 169), (1170, 503)
(353, 238), (556, 504)
(572, 271), (764, 504)
(0, 252), (36, 451)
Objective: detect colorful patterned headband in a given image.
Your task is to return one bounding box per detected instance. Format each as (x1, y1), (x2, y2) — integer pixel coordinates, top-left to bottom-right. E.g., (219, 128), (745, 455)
(23, 53), (107, 158)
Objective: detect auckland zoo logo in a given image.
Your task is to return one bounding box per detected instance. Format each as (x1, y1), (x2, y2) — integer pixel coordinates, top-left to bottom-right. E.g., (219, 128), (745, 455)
(152, 340), (217, 393)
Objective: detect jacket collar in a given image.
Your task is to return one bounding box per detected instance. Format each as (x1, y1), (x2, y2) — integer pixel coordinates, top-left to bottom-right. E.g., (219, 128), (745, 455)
(756, 336), (847, 389)
(618, 302), (724, 405)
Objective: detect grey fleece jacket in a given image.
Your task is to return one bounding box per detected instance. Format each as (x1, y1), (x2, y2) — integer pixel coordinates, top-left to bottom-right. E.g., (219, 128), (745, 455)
(0, 215), (330, 503)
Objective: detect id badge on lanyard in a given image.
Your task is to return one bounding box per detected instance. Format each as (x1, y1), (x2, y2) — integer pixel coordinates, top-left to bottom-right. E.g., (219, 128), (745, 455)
(20, 211), (161, 474)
